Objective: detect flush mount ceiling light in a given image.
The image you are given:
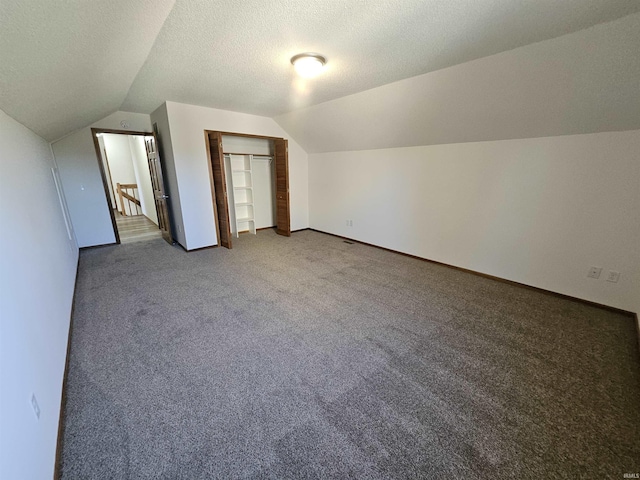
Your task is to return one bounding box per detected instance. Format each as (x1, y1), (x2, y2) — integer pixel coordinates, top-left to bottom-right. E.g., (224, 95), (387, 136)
(291, 53), (326, 78)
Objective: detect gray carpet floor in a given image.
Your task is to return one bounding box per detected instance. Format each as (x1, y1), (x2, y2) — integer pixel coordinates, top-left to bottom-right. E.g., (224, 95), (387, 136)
(59, 229), (640, 479)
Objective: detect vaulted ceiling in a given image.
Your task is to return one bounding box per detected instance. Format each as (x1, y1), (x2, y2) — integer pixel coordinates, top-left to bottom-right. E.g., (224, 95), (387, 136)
(1, 0), (639, 142)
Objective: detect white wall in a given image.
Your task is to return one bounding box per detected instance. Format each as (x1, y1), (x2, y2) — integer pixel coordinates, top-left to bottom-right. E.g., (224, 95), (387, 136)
(309, 130), (640, 314)
(52, 111), (153, 247)
(0, 109), (78, 480)
(222, 135), (272, 156)
(163, 101), (308, 250)
(251, 157), (276, 230)
(130, 136), (159, 225)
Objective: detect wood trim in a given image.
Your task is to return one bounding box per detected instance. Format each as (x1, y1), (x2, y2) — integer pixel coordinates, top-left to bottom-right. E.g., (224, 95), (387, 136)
(274, 138), (290, 237)
(204, 130), (291, 241)
(307, 228), (636, 318)
(79, 242), (118, 250)
(102, 149), (117, 208)
(204, 132), (221, 248)
(54, 256), (81, 479)
(213, 130), (284, 140)
(205, 131), (232, 248)
(117, 183), (125, 215)
(635, 313), (640, 353)
(90, 129), (120, 244)
(178, 243), (218, 252)
(93, 128), (172, 245)
(91, 128), (151, 137)
(174, 240), (188, 251)
(205, 130), (291, 246)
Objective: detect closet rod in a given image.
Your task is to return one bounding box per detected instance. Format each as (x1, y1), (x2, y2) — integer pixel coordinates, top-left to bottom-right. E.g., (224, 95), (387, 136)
(223, 152), (273, 157)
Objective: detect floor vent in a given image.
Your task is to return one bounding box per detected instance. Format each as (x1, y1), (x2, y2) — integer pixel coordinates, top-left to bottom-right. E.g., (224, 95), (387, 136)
(343, 240), (354, 244)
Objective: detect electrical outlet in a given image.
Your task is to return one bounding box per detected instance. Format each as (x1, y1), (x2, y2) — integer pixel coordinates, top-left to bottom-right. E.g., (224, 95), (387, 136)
(31, 393), (40, 420)
(349, 220), (353, 227)
(587, 266), (602, 279)
(606, 271), (620, 283)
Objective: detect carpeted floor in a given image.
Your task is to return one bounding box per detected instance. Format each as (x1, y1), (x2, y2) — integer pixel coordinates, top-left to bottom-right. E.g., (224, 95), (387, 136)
(59, 229), (640, 479)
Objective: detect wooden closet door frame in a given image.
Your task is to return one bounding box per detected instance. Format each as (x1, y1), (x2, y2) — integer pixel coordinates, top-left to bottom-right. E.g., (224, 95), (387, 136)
(204, 130), (291, 248)
(205, 131), (232, 248)
(273, 138), (291, 236)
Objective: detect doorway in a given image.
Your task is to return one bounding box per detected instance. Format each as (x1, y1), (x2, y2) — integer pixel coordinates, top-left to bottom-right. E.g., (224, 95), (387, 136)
(91, 128), (174, 245)
(205, 130), (290, 249)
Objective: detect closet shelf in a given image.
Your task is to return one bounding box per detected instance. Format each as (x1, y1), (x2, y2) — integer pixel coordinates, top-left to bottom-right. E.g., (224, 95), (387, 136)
(226, 152), (258, 237)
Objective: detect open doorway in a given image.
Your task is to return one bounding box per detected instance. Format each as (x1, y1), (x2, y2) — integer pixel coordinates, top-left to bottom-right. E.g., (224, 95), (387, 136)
(91, 128), (174, 245)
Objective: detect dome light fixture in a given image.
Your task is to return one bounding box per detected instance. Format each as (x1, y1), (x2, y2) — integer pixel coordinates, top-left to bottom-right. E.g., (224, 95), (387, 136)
(290, 53), (326, 78)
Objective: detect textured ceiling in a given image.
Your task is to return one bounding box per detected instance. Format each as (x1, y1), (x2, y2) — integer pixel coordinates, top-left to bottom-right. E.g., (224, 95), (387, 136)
(0, 0), (176, 141)
(1, 0), (639, 141)
(122, 0), (640, 116)
(274, 13), (640, 153)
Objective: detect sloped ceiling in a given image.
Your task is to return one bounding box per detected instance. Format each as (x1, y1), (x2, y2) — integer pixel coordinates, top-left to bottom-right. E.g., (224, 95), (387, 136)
(0, 0), (176, 141)
(275, 13), (640, 153)
(1, 0), (639, 142)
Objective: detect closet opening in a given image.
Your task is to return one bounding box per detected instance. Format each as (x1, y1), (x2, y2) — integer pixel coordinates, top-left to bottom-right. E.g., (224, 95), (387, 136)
(205, 131), (290, 249)
(91, 128), (174, 245)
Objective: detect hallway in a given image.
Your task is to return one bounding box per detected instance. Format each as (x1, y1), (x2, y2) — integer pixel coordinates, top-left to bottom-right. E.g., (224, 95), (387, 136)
(115, 212), (162, 243)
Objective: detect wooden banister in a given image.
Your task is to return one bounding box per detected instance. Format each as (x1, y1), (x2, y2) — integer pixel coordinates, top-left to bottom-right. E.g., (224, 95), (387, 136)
(116, 183), (141, 216)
